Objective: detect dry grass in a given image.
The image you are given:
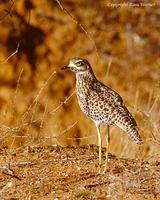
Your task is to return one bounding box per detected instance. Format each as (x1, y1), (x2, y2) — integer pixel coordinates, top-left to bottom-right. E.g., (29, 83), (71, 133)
(0, 0), (160, 199)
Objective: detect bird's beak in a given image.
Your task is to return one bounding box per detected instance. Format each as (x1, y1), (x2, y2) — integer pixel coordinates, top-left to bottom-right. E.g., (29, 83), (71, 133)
(61, 62), (76, 70)
(61, 65), (69, 70)
(61, 64), (75, 70)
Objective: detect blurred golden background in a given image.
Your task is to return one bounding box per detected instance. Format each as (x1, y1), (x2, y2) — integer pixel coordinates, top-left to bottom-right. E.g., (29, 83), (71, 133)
(0, 0), (160, 158)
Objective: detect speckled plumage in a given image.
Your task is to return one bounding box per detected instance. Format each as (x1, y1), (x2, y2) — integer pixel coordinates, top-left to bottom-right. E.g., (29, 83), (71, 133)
(62, 57), (143, 172)
(75, 59), (142, 144)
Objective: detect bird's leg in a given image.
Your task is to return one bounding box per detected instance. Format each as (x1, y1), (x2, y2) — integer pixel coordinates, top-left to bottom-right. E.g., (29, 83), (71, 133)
(95, 123), (102, 168)
(104, 125), (110, 173)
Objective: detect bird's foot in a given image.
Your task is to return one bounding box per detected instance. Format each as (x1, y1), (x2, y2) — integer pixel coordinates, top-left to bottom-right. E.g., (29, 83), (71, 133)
(97, 164), (109, 174)
(102, 165), (108, 173)
(97, 164), (102, 174)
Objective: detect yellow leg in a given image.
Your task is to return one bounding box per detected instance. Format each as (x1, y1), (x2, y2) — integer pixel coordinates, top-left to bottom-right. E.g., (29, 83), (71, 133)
(95, 123), (102, 167)
(104, 125), (110, 173)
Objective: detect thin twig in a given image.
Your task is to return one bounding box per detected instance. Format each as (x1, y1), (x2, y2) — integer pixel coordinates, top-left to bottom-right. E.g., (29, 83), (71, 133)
(55, 121), (78, 146)
(12, 68), (24, 113)
(20, 70), (57, 123)
(13, 68), (24, 101)
(0, 132), (95, 141)
(1, 166), (21, 180)
(0, 0), (15, 22)
(133, 89), (139, 115)
(148, 95), (159, 114)
(39, 99), (48, 131)
(49, 90), (75, 114)
(0, 42), (20, 64)
(55, 0), (99, 58)
(105, 59), (112, 81)
(0, 182), (13, 193)
(0, 154), (98, 168)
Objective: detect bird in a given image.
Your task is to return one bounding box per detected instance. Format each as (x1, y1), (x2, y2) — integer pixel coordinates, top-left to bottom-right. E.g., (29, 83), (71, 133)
(62, 57), (143, 172)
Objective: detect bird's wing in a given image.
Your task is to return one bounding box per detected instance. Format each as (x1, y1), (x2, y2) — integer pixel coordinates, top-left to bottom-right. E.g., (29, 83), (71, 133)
(93, 81), (123, 106)
(115, 105), (137, 126)
(106, 87), (123, 105)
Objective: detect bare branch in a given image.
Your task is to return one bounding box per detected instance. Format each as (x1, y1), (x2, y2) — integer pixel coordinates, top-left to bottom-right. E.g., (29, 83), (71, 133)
(55, 0), (99, 58)
(56, 121), (78, 139)
(105, 59), (112, 81)
(0, 165), (21, 180)
(0, 182), (13, 193)
(49, 90), (75, 114)
(12, 68), (24, 110)
(0, 42), (20, 65)
(0, 0), (15, 22)
(20, 70), (57, 123)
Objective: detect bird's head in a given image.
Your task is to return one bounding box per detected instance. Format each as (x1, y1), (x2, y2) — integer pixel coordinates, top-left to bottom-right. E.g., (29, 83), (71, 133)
(61, 58), (91, 74)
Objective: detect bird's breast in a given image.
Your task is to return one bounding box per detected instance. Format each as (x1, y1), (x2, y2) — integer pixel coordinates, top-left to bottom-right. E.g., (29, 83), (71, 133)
(76, 78), (93, 115)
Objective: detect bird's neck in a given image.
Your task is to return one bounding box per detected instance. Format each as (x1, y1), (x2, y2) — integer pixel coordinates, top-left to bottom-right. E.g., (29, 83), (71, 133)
(76, 70), (96, 81)
(76, 70), (97, 91)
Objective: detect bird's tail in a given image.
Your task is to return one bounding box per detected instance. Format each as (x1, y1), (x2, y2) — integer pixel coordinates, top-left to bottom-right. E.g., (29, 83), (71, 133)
(126, 128), (143, 144)
(116, 122), (143, 144)
(111, 105), (143, 144)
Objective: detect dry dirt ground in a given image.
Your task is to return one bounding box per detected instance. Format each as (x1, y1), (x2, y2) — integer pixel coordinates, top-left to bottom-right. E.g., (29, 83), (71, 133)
(0, 1), (160, 199)
(0, 145), (160, 200)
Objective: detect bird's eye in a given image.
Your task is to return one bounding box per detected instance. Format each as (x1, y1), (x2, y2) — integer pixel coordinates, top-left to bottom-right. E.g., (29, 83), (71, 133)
(76, 61), (82, 66)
